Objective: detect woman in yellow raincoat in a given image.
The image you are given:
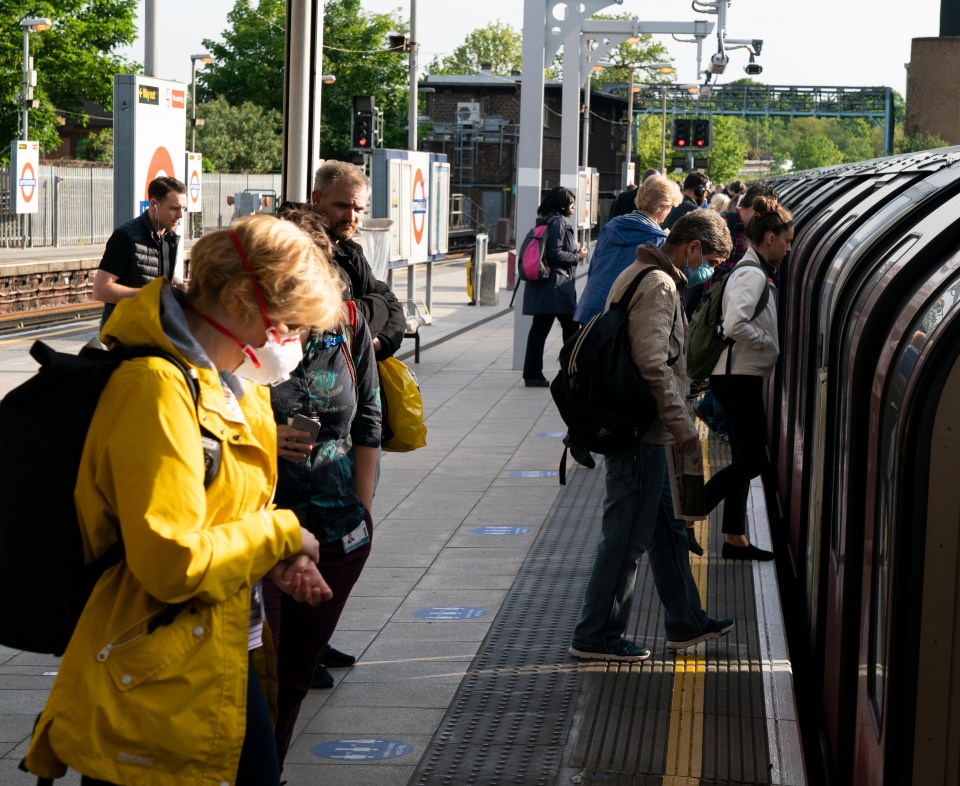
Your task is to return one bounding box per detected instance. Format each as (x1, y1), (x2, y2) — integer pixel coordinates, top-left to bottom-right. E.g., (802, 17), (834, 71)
(24, 215), (344, 786)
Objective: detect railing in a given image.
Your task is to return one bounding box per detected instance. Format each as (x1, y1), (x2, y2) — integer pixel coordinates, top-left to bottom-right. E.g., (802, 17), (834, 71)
(0, 165), (283, 249)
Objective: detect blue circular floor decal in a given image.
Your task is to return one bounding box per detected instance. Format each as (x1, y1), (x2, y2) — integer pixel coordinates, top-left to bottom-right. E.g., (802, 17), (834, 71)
(312, 738), (413, 761)
(412, 606), (488, 620)
(509, 470), (559, 478)
(471, 526), (531, 535)
(537, 432), (567, 438)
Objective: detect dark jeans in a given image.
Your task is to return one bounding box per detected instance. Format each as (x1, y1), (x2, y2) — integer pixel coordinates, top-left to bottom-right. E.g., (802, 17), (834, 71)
(523, 313), (578, 380)
(571, 443), (708, 649)
(697, 388), (729, 434)
(703, 374), (768, 536)
(264, 526), (373, 766)
(78, 653), (279, 786)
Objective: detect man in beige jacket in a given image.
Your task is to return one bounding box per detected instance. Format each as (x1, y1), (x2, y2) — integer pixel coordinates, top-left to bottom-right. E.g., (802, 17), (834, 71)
(570, 210), (736, 661)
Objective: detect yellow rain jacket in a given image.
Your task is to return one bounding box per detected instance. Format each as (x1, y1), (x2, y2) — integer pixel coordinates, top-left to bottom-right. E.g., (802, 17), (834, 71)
(24, 279), (302, 785)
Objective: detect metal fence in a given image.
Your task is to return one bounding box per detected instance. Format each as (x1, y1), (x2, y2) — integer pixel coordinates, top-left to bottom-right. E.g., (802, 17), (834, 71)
(0, 165), (283, 249)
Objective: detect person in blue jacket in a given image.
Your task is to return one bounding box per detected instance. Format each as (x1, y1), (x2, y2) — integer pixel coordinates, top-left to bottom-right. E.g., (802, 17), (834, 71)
(574, 175), (682, 325)
(522, 186), (586, 387)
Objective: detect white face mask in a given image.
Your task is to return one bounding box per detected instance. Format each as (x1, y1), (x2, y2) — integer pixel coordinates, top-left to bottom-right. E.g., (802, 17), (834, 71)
(234, 328), (304, 386)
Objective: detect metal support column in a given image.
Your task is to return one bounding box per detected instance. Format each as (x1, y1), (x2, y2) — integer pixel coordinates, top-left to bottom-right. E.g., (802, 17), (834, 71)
(281, 0), (323, 205)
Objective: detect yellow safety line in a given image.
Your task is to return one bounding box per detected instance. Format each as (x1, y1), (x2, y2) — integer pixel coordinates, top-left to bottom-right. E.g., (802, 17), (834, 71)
(662, 433), (714, 786)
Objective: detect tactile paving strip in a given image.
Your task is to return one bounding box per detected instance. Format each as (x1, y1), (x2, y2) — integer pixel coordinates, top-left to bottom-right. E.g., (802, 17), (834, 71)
(409, 463), (606, 786)
(409, 438), (772, 785)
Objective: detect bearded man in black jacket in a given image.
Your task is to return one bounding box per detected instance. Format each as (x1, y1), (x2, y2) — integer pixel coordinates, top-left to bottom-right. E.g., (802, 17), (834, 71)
(306, 161), (406, 361)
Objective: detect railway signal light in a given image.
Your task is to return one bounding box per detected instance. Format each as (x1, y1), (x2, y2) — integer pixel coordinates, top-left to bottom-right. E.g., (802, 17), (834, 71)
(692, 119), (712, 149)
(351, 96), (376, 151)
(671, 118), (691, 149)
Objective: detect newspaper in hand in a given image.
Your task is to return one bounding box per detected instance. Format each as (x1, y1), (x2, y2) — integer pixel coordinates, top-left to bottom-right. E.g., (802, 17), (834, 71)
(666, 443), (706, 521)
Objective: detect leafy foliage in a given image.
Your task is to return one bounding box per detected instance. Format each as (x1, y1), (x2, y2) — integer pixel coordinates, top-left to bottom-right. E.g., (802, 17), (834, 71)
(705, 116), (750, 183)
(77, 127), (113, 164)
(792, 135), (844, 170)
(425, 22), (522, 76)
(196, 96), (283, 173)
(198, 0), (285, 114)
(0, 0), (138, 160)
(581, 14), (673, 92)
(319, 0), (408, 159)
(896, 126), (951, 154)
(199, 0), (408, 161)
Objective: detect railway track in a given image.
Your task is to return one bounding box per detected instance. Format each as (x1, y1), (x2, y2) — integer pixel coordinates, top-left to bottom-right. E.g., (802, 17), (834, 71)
(0, 302), (101, 334)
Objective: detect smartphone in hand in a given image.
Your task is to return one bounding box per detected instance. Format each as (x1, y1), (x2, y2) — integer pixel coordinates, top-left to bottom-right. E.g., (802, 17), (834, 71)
(290, 413), (321, 444)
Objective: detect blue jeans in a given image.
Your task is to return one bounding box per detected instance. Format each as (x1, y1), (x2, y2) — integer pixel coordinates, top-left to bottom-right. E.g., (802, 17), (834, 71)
(572, 443), (709, 649)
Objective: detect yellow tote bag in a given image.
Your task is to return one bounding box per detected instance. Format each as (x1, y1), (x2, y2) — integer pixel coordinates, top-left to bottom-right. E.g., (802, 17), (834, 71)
(377, 357), (427, 452)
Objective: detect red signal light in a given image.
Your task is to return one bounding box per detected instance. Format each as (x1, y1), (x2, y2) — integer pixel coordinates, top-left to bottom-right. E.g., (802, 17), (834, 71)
(678, 139), (686, 147)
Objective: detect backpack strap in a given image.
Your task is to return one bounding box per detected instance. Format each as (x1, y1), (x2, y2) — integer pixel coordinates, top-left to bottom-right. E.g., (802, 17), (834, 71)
(339, 301), (359, 385)
(613, 266), (680, 366)
(71, 346), (222, 637)
(611, 265), (657, 310)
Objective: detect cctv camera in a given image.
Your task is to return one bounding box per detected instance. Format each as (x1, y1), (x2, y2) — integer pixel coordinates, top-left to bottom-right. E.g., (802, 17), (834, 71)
(744, 61), (763, 76)
(752, 39), (764, 56)
(708, 52), (728, 75)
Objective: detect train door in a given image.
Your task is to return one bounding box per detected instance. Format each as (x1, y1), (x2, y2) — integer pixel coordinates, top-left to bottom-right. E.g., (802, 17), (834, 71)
(852, 262), (960, 785)
(820, 186), (960, 783)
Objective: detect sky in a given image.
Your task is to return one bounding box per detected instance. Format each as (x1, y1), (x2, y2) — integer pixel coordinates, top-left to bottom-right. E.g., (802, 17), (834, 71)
(121, 0), (941, 98)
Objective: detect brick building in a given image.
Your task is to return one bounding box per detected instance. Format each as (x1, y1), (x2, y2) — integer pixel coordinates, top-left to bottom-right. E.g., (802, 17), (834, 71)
(418, 73), (629, 245)
(905, 4), (960, 144)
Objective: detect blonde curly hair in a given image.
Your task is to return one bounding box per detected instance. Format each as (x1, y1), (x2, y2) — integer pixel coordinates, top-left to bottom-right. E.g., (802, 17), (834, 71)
(188, 214), (344, 332)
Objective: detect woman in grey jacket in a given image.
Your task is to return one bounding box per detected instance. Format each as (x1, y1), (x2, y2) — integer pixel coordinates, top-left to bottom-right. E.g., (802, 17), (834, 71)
(522, 187), (586, 386)
(698, 196), (794, 560)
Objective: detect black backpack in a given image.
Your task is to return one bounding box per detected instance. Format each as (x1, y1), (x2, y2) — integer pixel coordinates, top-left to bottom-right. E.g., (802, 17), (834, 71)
(551, 267), (670, 482)
(0, 341), (221, 656)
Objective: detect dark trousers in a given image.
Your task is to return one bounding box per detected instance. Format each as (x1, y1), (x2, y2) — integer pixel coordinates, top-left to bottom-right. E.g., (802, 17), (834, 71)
(263, 529), (372, 766)
(523, 313), (578, 380)
(702, 374), (769, 536)
(78, 653), (279, 786)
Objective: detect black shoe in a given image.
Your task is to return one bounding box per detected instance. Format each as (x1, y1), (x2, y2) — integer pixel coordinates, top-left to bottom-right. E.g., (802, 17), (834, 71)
(323, 644), (356, 668)
(524, 377), (550, 388)
(686, 527), (704, 556)
(721, 542), (774, 561)
(310, 661), (335, 689)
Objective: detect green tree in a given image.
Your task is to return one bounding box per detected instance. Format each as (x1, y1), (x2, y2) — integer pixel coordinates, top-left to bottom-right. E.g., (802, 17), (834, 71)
(0, 0), (138, 160)
(426, 22), (522, 76)
(196, 96), (282, 172)
(199, 0), (285, 113)
(896, 126), (951, 154)
(319, 0), (408, 158)
(706, 115), (749, 183)
(580, 13), (673, 89)
(792, 135), (844, 170)
(200, 0), (408, 160)
(77, 127), (113, 164)
(631, 114), (668, 174)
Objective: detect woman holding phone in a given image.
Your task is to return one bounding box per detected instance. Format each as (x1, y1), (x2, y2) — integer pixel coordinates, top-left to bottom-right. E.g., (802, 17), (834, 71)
(24, 215), (343, 786)
(264, 206), (382, 769)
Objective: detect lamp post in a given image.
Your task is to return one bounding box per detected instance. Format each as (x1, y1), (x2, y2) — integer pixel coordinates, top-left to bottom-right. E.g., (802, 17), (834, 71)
(19, 17), (51, 141)
(408, 0), (419, 151)
(627, 63), (673, 187)
(660, 86), (667, 174)
(600, 61), (673, 188)
(190, 53), (213, 153)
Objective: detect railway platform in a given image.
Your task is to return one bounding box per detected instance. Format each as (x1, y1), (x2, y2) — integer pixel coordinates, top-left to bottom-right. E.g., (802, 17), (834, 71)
(0, 259), (804, 786)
